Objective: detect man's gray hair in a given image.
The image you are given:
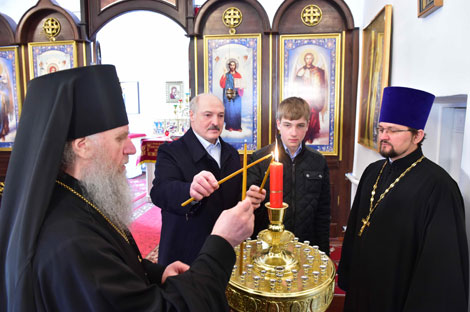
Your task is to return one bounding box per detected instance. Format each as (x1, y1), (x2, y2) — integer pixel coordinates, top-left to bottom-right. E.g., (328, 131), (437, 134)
(189, 95), (199, 113)
(61, 141), (75, 171)
(189, 93), (223, 113)
(61, 134), (100, 171)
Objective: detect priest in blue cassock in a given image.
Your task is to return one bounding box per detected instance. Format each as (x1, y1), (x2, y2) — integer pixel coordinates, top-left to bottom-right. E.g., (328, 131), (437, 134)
(338, 86), (468, 311)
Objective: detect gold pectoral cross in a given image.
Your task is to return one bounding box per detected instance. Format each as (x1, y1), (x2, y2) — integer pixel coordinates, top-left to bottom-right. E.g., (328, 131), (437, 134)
(358, 216), (371, 237)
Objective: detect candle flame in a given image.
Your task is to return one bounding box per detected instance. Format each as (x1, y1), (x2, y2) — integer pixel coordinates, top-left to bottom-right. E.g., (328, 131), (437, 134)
(274, 140), (279, 162)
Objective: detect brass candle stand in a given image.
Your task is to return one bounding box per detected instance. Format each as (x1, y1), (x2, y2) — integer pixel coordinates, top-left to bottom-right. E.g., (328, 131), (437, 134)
(226, 202), (335, 312)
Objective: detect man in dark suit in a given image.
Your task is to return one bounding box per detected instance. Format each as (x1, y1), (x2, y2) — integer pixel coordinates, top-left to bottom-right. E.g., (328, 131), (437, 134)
(151, 93), (265, 266)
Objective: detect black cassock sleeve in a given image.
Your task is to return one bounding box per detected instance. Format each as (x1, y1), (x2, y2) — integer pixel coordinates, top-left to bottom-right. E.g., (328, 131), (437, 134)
(161, 235), (235, 311)
(34, 233), (235, 312)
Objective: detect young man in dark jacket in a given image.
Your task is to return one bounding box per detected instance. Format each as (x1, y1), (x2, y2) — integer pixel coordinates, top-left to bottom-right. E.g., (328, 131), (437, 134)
(247, 97), (331, 254)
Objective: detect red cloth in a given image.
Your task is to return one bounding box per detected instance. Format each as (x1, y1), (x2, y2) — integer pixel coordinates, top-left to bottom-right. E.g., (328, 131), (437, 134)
(130, 204), (161, 258)
(137, 138), (172, 165)
(304, 108), (320, 143)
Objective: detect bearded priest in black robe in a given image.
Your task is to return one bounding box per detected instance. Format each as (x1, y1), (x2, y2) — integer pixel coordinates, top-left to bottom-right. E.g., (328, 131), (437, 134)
(338, 86), (468, 311)
(0, 65), (255, 312)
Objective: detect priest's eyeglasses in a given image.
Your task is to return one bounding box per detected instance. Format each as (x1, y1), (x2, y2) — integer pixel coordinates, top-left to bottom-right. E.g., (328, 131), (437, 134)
(377, 127), (411, 135)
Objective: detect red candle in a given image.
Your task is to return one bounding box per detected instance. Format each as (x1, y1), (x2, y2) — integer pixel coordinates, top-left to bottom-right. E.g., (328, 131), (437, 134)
(269, 161), (283, 208)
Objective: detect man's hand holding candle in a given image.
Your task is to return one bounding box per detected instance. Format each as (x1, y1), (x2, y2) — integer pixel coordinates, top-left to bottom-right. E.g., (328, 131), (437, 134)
(189, 170), (219, 201)
(211, 198), (254, 247)
(181, 153), (272, 207)
(246, 185), (266, 210)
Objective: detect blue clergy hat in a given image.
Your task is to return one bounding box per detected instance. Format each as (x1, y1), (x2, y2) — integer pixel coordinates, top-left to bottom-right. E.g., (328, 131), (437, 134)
(379, 86), (435, 130)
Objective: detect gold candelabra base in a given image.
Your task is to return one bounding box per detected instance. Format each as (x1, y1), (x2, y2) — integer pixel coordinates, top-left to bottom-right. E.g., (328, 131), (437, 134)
(226, 202), (335, 312)
(255, 203), (297, 271)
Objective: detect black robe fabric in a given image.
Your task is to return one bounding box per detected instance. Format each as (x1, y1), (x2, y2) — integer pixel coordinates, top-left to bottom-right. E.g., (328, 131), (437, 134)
(338, 148), (469, 311)
(32, 174), (235, 312)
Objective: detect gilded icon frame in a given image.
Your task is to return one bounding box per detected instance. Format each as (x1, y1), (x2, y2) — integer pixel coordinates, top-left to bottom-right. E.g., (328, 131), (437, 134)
(28, 40), (77, 79)
(204, 34), (262, 152)
(279, 33), (342, 156)
(418, 0), (443, 17)
(357, 5), (392, 151)
(0, 46), (22, 150)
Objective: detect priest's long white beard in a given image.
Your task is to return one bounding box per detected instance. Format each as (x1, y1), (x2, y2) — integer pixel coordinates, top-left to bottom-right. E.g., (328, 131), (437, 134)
(79, 147), (133, 232)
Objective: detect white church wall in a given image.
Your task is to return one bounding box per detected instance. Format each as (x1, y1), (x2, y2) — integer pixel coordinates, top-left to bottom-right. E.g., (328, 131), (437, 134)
(96, 11), (190, 136)
(461, 95), (470, 312)
(424, 95), (467, 182)
(462, 95), (470, 234)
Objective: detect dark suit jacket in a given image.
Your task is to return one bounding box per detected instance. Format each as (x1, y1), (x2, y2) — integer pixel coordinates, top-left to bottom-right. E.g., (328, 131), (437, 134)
(150, 128), (242, 266)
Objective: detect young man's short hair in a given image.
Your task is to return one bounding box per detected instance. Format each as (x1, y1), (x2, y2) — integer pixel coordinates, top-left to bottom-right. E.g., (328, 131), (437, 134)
(277, 97), (310, 121)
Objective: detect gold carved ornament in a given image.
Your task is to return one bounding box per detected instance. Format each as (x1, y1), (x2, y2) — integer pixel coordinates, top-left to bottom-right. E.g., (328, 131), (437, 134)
(222, 7), (242, 35)
(43, 17), (61, 42)
(226, 202), (336, 311)
(301, 5), (322, 27)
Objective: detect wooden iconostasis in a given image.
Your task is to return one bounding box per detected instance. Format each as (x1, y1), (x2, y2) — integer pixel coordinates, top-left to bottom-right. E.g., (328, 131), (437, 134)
(0, 0), (358, 238)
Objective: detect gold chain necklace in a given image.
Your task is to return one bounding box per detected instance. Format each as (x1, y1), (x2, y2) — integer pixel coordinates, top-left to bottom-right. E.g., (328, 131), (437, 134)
(358, 155), (425, 237)
(55, 180), (130, 244)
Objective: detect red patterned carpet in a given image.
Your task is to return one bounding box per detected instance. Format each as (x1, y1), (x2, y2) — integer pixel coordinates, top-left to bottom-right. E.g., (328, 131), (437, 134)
(128, 174), (161, 261)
